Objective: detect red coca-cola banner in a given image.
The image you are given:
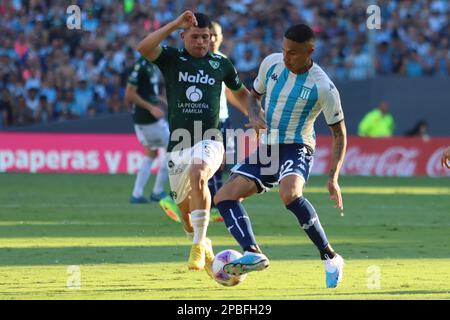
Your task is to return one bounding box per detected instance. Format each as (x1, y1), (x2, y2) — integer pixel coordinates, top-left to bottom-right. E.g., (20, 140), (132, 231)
(313, 136), (450, 177)
(1, 133), (449, 176)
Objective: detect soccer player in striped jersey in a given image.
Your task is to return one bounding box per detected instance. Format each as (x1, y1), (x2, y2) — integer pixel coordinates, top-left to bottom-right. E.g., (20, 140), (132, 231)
(214, 24), (347, 288)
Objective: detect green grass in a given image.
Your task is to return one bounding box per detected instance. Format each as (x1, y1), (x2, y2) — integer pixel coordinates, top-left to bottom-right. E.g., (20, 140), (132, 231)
(0, 173), (449, 299)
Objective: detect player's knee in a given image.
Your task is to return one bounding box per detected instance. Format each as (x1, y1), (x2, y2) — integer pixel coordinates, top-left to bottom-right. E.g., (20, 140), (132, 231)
(279, 187), (303, 205)
(213, 189), (228, 204)
(214, 183), (242, 204)
(149, 149), (158, 159)
(144, 147), (157, 159)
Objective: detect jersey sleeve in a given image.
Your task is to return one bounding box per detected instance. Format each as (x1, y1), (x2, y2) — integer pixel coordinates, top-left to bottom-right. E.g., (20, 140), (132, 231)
(127, 59), (142, 86)
(252, 53), (279, 95)
(152, 46), (178, 72)
(320, 82), (344, 125)
(222, 58), (244, 91)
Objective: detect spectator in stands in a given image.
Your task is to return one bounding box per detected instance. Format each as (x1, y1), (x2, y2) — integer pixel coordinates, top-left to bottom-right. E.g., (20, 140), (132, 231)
(36, 95), (53, 124)
(14, 96), (33, 126)
(0, 88), (13, 128)
(404, 119), (430, 142)
(54, 90), (75, 121)
(404, 50), (425, 77)
(73, 79), (94, 117)
(358, 101), (395, 137)
(25, 87), (40, 119)
(0, 0), (449, 128)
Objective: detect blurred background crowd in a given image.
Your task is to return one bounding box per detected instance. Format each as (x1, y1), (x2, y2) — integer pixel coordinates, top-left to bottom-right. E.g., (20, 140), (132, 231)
(0, 0), (449, 128)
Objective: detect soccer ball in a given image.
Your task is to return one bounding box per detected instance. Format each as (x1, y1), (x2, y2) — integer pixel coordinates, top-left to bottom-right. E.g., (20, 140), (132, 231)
(211, 249), (247, 286)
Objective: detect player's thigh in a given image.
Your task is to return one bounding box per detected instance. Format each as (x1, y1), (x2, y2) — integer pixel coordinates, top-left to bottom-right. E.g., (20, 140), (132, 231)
(277, 144), (313, 204)
(190, 140), (224, 184)
(167, 151), (191, 205)
(214, 174), (258, 203)
(278, 175), (305, 205)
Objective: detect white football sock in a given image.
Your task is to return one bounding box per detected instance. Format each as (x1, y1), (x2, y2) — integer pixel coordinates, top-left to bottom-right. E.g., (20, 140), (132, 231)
(191, 210), (210, 244)
(132, 156), (153, 198)
(152, 153), (168, 195)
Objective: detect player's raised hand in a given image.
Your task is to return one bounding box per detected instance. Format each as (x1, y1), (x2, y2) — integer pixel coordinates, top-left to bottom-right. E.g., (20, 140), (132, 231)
(327, 179), (343, 212)
(174, 10), (198, 29)
(441, 146), (450, 169)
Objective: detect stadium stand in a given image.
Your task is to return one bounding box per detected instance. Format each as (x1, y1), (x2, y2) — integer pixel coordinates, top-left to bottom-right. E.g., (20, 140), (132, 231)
(0, 0), (448, 127)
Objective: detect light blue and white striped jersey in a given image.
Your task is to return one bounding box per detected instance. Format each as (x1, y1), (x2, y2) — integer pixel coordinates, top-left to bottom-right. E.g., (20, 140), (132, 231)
(253, 53), (344, 150)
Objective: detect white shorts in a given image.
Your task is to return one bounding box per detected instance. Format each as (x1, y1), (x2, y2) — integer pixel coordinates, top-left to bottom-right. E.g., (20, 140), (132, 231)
(134, 119), (169, 149)
(167, 140), (224, 204)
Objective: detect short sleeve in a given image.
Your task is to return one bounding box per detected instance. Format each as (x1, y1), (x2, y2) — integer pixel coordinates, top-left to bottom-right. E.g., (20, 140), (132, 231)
(127, 60), (141, 85)
(222, 58), (243, 91)
(321, 82), (344, 125)
(152, 46), (178, 72)
(252, 53), (280, 95)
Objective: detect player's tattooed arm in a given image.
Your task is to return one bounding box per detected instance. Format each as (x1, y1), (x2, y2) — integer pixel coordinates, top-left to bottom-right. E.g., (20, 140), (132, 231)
(327, 120), (347, 210)
(245, 89), (267, 134)
(328, 120), (347, 180)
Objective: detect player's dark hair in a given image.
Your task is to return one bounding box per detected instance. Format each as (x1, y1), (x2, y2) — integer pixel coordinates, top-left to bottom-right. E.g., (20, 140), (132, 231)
(284, 24), (315, 43)
(194, 12), (212, 29)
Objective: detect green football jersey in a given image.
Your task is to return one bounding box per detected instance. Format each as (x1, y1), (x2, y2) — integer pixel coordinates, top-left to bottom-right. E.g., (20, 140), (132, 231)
(128, 56), (161, 124)
(152, 46), (244, 151)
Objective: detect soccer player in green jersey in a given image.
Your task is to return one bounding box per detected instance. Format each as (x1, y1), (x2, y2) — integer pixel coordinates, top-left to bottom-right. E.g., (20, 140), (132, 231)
(126, 56), (171, 205)
(137, 11), (251, 273)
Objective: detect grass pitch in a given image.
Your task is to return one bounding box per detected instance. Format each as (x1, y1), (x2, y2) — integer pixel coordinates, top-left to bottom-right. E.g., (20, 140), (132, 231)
(0, 173), (449, 300)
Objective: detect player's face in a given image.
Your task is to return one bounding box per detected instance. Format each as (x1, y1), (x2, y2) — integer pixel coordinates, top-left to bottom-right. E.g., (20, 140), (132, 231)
(282, 38), (314, 74)
(210, 24), (223, 53)
(181, 27), (212, 57)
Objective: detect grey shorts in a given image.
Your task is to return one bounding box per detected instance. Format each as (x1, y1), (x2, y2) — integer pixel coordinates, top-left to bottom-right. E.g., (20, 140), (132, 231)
(134, 119), (169, 149)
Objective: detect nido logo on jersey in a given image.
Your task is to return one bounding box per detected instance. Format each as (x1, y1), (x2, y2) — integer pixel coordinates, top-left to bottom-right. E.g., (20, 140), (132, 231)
(186, 86), (203, 102)
(178, 70), (216, 85)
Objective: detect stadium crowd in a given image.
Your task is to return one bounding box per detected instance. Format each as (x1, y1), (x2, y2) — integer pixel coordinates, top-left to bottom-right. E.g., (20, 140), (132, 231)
(0, 0), (449, 127)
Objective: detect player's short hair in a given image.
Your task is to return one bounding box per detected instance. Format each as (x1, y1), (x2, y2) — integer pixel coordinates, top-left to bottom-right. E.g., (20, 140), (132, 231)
(284, 24), (315, 43)
(194, 13), (212, 29)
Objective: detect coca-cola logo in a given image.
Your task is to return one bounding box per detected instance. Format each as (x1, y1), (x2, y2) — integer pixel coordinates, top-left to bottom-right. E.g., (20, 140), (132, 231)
(426, 147), (450, 177)
(342, 147), (419, 176)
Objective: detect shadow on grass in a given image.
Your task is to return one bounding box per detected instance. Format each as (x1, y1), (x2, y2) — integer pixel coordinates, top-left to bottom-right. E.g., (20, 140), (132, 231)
(0, 243), (448, 266)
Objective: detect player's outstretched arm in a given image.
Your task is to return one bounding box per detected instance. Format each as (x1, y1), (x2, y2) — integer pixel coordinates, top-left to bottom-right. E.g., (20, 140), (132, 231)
(225, 87), (248, 116)
(137, 10), (198, 61)
(441, 146), (450, 169)
(327, 120), (347, 211)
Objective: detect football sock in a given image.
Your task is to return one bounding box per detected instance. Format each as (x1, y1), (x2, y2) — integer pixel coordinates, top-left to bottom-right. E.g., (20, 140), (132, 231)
(132, 156), (153, 198)
(191, 210), (209, 244)
(319, 244), (336, 260)
(286, 196), (331, 255)
(152, 154), (168, 195)
(216, 200), (258, 251)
